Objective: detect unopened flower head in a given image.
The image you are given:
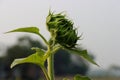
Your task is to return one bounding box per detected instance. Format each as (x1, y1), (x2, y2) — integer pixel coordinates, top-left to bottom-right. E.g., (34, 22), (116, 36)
(46, 11), (80, 48)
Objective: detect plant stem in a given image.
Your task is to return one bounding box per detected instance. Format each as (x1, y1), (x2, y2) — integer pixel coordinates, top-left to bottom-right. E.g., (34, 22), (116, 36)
(38, 33), (49, 45)
(47, 54), (54, 80)
(41, 66), (50, 80)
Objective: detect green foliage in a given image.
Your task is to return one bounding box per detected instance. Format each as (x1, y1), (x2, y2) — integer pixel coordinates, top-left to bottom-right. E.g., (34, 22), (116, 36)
(66, 48), (99, 66)
(5, 10), (98, 80)
(62, 74), (91, 80)
(5, 27), (48, 45)
(5, 27), (40, 35)
(11, 47), (45, 68)
(63, 78), (69, 80)
(74, 74), (91, 80)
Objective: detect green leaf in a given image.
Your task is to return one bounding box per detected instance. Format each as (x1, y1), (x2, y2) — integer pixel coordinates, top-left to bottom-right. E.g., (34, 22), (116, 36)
(63, 78), (70, 80)
(5, 27), (49, 45)
(74, 74), (91, 80)
(5, 27), (40, 35)
(66, 48), (99, 66)
(11, 47), (45, 68)
(31, 47), (45, 56)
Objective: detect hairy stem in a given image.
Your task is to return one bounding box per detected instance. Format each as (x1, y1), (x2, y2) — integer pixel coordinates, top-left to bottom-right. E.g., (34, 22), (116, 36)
(47, 54), (54, 80)
(38, 33), (49, 45)
(41, 66), (50, 80)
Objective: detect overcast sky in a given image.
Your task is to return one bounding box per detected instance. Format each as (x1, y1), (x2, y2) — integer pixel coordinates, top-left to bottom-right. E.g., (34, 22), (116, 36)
(0, 0), (120, 69)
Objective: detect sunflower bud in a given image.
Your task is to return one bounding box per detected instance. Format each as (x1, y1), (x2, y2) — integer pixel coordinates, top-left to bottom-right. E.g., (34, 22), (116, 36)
(46, 11), (79, 48)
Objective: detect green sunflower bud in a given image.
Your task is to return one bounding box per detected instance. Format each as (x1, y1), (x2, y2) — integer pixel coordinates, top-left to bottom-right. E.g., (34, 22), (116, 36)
(46, 11), (79, 48)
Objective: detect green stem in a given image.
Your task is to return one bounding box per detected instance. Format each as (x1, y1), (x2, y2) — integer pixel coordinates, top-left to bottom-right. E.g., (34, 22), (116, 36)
(41, 66), (50, 80)
(47, 54), (54, 80)
(38, 33), (49, 45)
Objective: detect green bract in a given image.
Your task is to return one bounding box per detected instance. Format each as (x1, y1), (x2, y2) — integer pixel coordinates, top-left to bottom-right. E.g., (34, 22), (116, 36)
(46, 11), (79, 48)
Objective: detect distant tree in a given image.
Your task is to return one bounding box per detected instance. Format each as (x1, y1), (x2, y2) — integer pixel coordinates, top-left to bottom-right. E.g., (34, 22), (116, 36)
(54, 49), (89, 75)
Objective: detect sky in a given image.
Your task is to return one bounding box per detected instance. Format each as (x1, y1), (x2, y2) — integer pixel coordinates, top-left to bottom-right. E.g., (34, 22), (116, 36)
(0, 0), (120, 69)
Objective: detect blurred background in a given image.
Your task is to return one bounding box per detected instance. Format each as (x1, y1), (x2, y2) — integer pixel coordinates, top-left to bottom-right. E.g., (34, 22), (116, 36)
(0, 0), (120, 80)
